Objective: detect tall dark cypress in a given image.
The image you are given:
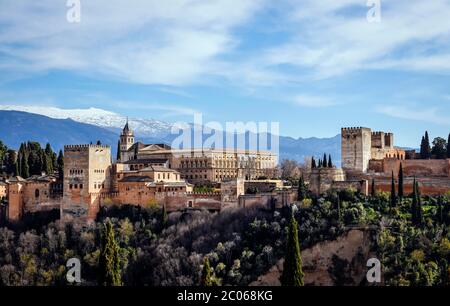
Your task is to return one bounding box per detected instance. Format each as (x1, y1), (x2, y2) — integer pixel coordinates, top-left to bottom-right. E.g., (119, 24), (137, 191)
(297, 175), (306, 201)
(116, 140), (121, 161)
(447, 133), (450, 158)
(371, 179), (376, 198)
(281, 214), (304, 286)
(390, 171), (397, 208)
(57, 150), (64, 180)
(21, 153), (30, 178)
(424, 131), (431, 159)
(411, 177), (418, 224)
(336, 195), (341, 222)
(437, 195), (443, 223)
(311, 157), (316, 169)
(416, 180), (423, 225)
(323, 153), (327, 167)
(328, 154), (332, 168)
(398, 163), (404, 199)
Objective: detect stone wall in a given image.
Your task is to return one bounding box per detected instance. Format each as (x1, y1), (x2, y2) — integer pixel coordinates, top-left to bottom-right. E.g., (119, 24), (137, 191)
(369, 158), (450, 177)
(332, 180), (369, 196)
(238, 191), (294, 210)
(309, 168), (346, 195)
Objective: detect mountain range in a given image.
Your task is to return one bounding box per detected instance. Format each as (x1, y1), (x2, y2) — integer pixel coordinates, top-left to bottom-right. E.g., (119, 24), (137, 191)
(0, 106), (341, 164)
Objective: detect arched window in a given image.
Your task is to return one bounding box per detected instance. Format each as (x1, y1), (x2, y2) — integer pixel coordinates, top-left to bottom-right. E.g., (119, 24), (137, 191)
(35, 189), (39, 198)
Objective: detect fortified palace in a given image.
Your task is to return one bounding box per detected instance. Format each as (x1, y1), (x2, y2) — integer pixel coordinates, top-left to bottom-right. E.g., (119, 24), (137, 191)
(1, 125), (449, 224)
(309, 127), (450, 195)
(1, 122), (286, 223)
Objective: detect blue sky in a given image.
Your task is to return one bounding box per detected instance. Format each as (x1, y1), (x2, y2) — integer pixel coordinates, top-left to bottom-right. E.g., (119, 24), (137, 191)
(0, 0), (450, 147)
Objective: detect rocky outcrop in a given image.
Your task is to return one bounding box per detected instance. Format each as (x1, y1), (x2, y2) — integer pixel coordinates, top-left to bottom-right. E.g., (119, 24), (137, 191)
(250, 229), (373, 286)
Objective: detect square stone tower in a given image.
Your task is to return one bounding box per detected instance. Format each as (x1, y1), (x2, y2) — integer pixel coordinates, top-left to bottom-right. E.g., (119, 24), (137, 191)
(341, 127), (372, 172)
(61, 144), (111, 222)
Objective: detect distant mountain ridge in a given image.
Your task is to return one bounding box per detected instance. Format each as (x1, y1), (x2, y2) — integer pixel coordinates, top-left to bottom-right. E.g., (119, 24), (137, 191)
(0, 109), (342, 164)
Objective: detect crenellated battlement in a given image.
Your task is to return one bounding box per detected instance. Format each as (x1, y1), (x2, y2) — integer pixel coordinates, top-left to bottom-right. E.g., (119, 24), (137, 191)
(64, 144), (111, 151)
(341, 127), (371, 133)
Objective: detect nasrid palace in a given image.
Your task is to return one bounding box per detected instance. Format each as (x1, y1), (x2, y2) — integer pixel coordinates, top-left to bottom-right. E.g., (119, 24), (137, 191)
(1, 123), (449, 223)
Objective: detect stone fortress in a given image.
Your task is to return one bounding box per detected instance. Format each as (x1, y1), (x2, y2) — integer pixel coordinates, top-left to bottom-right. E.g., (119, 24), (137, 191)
(309, 127), (450, 195)
(2, 121), (289, 223)
(2, 124), (449, 224)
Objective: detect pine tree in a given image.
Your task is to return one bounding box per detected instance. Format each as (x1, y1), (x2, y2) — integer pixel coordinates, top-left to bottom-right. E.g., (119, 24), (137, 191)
(281, 214), (304, 286)
(390, 171), (397, 208)
(327, 154), (332, 168)
(398, 163), (404, 199)
(371, 179), (376, 198)
(200, 257), (213, 286)
(116, 140), (121, 161)
(98, 220), (122, 286)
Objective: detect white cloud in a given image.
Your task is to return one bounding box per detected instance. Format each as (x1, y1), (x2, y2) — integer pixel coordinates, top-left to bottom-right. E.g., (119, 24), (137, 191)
(376, 105), (450, 126)
(261, 0), (450, 79)
(0, 0), (264, 85)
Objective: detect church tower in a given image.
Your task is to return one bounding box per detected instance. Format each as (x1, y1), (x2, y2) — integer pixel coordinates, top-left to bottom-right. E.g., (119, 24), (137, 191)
(119, 119), (134, 161)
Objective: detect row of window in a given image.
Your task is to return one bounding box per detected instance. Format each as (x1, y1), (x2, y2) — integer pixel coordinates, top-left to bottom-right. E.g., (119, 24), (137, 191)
(69, 184), (83, 189)
(69, 169), (83, 175)
(94, 169), (105, 174)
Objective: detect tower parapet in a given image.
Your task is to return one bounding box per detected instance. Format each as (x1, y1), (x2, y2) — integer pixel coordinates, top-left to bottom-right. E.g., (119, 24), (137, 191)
(341, 127), (372, 172)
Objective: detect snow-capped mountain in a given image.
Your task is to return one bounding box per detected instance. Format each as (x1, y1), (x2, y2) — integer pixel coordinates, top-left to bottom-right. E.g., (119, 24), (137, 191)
(0, 105), (173, 138)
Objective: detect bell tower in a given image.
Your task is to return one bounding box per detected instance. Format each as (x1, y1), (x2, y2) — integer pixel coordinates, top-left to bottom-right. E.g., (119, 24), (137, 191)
(119, 118), (134, 161)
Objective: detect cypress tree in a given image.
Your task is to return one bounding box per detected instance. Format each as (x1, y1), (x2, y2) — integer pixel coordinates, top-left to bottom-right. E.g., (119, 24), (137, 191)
(98, 220), (122, 286)
(420, 136), (425, 159)
(57, 150), (64, 180)
(323, 153), (327, 167)
(398, 163), (404, 199)
(424, 131), (431, 159)
(447, 133), (450, 158)
(416, 180), (423, 225)
(14, 161), (19, 177)
(200, 257), (213, 286)
(327, 154), (332, 168)
(371, 179), (376, 198)
(411, 177), (418, 224)
(311, 157), (316, 169)
(336, 195), (341, 222)
(116, 140), (121, 161)
(161, 203), (168, 226)
(297, 175), (307, 202)
(437, 195), (443, 223)
(390, 171), (397, 208)
(281, 214), (304, 286)
(21, 153), (29, 178)
(318, 159), (322, 168)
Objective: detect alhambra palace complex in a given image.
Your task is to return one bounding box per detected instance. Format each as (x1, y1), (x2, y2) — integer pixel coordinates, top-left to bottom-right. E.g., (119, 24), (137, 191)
(1, 124), (450, 223)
